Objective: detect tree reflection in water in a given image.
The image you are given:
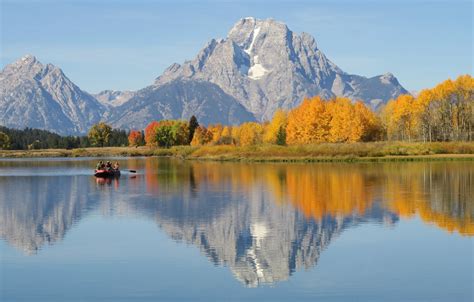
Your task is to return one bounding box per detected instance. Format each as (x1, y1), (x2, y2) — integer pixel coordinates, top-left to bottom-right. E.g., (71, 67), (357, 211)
(0, 159), (471, 286)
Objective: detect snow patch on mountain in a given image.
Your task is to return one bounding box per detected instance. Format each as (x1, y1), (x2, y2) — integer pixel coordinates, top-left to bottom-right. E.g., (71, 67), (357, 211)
(94, 90), (135, 107)
(244, 26), (261, 55)
(248, 55), (268, 80)
(156, 17), (409, 121)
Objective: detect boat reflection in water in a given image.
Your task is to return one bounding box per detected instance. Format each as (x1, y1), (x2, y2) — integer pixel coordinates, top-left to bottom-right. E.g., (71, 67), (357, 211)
(0, 159), (472, 287)
(95, 176), (120, 187)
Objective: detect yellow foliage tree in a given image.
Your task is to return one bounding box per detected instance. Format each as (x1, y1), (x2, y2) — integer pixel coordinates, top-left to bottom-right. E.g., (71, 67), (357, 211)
(286, 96), (330, 144)
(383, 74), (473, 142)
(382, 94), (420, 141)
(326, 98), (356, 142)
(208, 124), (223, 144)
(219, 126), (233, 144)
(353, 101), (381, 141)
(238, 122), (264, 146)
(263, 109), (287, 145)
(231, 126), (241, 145)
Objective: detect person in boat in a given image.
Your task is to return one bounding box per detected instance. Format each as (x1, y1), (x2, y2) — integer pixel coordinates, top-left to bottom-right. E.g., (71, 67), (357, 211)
(105, 161), (112, 171)
(113, 161), (120, 170)
(96, 161), (103, 170)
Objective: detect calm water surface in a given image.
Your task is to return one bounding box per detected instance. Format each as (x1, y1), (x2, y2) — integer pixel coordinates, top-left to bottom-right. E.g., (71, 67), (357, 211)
(0, 158), (472, 301)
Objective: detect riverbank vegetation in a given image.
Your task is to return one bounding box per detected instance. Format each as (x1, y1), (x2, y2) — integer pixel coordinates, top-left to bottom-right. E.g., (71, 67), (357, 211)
(0, 142), (473, 161)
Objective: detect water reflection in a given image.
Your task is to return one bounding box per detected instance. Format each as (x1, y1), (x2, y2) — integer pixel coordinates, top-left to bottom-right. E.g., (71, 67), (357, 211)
(0, 159), (472, 287)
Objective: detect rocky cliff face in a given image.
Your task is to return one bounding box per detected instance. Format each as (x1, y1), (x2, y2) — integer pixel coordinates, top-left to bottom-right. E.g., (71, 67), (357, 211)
(156, 17), (408, 121)
(107, 79), (256, 129)
(0, 55), (105, 135)
(93, 90), (135, 107)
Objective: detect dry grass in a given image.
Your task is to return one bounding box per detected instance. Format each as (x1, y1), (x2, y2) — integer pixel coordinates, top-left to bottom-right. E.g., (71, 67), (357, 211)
(0, 142), (473, 162)
(188, 142), (474, 161)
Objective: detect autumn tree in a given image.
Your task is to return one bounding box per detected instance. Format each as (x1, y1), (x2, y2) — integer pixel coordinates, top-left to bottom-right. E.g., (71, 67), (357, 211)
(128, 130), (144, 147)
(170, 121), (190, 145)
(263, 109), (287, 145)
(421, 75), (473, 141)
(353, 101), (382, 141)
(88, 122), (112, 147)
(0, 132), (10, 150)
(286, 97), (330, 144)
(231, 126), (242, 145)
(144, 120), (190, 148)
(326, 98), (356, 142)
(190, 126), (213, 146)
(208, 124), (223, 144)
(218, 126), (233, 144)
(382, 74), (473, 142)
(382, 94), (420, 141)
(145, 121), (161, 146)
(238, 122), (264, 146)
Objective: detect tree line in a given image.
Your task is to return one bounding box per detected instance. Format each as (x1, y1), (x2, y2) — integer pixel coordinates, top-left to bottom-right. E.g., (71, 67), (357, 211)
(134, 75), (472, 148)
(382, 75), (473, 141)
(0, 125), (128, 150)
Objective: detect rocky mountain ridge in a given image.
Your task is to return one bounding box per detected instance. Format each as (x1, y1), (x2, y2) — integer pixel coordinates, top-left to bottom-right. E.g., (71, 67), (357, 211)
(0, 55), (105, 135)
(0, 18), (409, 134)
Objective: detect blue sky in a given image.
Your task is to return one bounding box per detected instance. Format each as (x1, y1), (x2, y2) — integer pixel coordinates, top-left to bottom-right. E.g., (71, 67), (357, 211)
(1, 0), (472, 93)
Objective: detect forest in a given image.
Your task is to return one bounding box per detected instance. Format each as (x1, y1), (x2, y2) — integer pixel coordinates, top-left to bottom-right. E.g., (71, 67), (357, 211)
(0, 126), (128, 150)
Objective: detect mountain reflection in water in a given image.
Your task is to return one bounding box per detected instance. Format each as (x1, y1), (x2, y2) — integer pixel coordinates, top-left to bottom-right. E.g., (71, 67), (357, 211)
(0, 159), (472, 287)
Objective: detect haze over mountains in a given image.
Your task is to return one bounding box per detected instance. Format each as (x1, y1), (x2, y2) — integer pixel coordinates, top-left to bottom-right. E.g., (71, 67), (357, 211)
(0, 17), (408, 135)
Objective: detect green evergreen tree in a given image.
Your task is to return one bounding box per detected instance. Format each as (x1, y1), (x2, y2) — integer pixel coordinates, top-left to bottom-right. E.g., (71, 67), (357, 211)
(188, 115), (199, 144)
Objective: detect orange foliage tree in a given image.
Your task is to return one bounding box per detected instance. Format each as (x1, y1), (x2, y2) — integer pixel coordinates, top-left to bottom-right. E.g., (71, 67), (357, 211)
(191, 126), (213, 146)
(128, 130), (144, 147)
(144, 121), (161, 146)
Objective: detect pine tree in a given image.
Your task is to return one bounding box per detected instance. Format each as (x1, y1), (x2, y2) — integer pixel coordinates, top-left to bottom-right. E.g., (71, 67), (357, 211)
(188, 115), (199, 144)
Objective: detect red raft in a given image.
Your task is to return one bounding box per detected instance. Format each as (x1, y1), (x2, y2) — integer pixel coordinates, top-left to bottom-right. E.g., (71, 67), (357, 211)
(94, 169), (121, 178)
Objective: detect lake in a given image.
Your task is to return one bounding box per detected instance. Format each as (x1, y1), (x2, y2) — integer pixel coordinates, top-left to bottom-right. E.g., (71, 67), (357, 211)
(0, 157), (472, 301)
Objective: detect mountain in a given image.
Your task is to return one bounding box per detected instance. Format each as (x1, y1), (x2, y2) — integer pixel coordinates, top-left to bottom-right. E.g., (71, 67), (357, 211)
(93, 90), (135, 107)
(155, 17), (408, 121)
(108, 79), (256, 130)
(0, 55), (105, 135)
(1, 18), (409, 134)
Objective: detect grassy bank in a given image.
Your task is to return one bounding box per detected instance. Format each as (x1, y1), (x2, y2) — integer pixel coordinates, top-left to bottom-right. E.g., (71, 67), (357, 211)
(0, 142), (473, 162)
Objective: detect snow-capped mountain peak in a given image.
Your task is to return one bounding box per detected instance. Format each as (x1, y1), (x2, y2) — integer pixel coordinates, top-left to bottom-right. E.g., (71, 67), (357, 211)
(156, 17), (408, 121)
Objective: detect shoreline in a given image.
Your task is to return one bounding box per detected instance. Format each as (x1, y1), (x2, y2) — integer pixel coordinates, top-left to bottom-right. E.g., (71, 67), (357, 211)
(0, 142), (473, 163)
